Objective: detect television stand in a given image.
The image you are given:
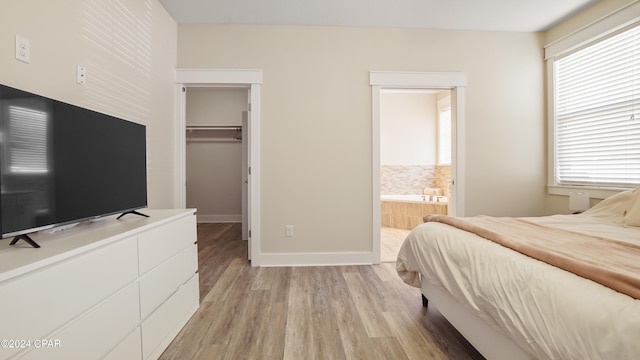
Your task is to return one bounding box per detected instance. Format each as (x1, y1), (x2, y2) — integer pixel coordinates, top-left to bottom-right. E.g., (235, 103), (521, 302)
(0, 209), (198, 360)
(9, 234), (41, 248)
(117, 210), (150, 220)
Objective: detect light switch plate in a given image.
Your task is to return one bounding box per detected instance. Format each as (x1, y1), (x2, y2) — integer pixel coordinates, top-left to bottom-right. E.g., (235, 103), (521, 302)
(76, 65), (86, 85)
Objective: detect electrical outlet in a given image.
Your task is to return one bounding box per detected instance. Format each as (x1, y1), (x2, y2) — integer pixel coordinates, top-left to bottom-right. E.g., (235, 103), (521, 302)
(15, 35), (30, 63)
(286, 225), (294, 237)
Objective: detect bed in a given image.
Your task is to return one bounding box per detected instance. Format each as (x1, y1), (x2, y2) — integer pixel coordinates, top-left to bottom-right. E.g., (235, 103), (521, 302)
(396, 188), (640, 360)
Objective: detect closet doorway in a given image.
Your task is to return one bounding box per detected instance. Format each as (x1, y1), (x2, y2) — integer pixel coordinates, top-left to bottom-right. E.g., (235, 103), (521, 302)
(185, 87), (248, 235)
(176, 69), (262, 264)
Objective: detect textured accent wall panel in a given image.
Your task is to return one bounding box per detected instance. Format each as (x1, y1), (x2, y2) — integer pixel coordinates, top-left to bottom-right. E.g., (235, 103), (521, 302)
(82, 0), (154, 125)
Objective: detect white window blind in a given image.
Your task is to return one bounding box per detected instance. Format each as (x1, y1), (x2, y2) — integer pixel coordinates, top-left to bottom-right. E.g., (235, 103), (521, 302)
(554, 25), (640, 187)
(438, 103), (452, 165)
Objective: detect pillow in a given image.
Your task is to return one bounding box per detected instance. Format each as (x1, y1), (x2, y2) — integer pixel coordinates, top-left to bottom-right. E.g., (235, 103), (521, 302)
(624, 187), (640, 227)
(583, 188), (633, 218)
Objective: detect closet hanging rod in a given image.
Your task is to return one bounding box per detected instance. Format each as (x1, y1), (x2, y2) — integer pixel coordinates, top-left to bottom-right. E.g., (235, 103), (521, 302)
(186, 125), (242, 131)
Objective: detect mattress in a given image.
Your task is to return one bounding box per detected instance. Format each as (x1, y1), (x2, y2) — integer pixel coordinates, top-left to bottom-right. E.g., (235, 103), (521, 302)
(396, 189), (640, 360)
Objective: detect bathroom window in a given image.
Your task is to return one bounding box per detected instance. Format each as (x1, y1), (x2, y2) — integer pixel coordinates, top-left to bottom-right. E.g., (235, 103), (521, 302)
(552, 24), (640, 187)
(437, 96), (451, 166)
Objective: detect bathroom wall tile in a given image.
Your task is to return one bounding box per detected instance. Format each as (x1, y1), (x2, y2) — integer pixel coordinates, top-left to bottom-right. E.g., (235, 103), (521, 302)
(381, 214), (391, 227)
(423, 203), (448, 215)
(433, 165), (452, 197)
(380, 165), (435, 194)
(381, 199), (449, 230)
(392, 203), (406, 229)
(407, 202), (422, 217)
(381, 201), (390, 214)
(380, 164), (452, 196)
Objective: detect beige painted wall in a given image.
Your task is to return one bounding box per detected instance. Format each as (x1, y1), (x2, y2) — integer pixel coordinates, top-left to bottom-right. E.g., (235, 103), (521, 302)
(0, 0), (177, 209)
(185, 87), (246, 221)
(186, 137), (242, 221)
(178, 24), (546, 254)
(380, 92), (436, 165)
(186, 87), (247, 126)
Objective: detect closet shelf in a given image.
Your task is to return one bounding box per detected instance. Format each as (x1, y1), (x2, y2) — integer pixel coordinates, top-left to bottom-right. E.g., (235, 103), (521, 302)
(186, 125), (241, 131)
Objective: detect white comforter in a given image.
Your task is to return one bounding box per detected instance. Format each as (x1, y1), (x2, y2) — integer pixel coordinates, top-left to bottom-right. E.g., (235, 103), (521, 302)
(397, 190), (640, 360)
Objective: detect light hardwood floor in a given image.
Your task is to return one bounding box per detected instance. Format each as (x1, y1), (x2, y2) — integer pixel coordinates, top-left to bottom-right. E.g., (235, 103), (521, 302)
(160, 223), (484, 360)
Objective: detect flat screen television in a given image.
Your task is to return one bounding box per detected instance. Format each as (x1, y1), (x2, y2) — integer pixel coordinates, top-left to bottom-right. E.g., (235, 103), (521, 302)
(0, 84), (148, 247)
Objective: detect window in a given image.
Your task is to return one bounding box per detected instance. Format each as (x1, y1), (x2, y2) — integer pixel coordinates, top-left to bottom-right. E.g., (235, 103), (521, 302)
(553, 25), (640, 187)
(437, 96), (451, 165)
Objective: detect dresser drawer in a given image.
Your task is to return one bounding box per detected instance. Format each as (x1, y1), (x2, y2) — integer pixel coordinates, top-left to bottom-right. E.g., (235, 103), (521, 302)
(103, 327), (142, 360)
(0, 237), (138, 359)
(139, 244), (198, 319)
(138, 215), (196, 275)
(141, 274), (199, 360)
(18, 283), (140, 360)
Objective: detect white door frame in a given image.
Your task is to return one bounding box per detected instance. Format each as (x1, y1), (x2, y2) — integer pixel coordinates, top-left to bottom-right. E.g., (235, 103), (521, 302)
(370, 71), (467, 264)
(175, 69), (263, 266)
(241, 110), (249, 242)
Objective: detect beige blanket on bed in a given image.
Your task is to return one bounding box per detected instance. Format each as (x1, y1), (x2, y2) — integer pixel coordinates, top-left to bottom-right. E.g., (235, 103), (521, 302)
(423, 215), (640, 300)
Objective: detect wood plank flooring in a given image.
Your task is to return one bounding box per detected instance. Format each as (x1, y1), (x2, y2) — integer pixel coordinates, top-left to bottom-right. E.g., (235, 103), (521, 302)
(160, 223), (484, 360)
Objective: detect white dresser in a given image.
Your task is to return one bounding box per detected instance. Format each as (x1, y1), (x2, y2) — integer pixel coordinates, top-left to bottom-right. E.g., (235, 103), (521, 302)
(0, 209), (199, 360)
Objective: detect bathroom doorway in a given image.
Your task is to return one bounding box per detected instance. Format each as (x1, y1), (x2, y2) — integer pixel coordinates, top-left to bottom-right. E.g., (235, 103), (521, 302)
(379, 89), (452, 262)
(370, 71), (467, 264)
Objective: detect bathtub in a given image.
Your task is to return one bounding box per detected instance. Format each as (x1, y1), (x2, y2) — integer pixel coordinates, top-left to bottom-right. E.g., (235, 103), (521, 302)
(381, 194), (448, 203)
(381, 194), (448, 230)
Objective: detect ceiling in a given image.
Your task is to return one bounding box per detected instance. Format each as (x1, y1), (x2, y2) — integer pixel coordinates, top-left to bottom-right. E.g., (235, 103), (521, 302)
(158, 0), (597, 32)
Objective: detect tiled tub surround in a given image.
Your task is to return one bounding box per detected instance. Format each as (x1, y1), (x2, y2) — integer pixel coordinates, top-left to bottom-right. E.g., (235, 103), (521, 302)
(381, 195), (448, 230)
(380, 165), (451, 229)
(432, 165), (451, 197)
(381, 165), (451, 196)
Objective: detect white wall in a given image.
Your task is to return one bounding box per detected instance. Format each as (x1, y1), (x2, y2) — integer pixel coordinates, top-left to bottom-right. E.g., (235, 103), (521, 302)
(178, 25), (546, 256)
(380, 91), (436, 165)
(185, 87), (245, 222)
(0, 0), (177, 209)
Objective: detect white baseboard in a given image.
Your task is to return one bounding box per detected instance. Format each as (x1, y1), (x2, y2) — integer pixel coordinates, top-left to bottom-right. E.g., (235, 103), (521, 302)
(255, 252), (373, 267)
(196, 214), (242, 223)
